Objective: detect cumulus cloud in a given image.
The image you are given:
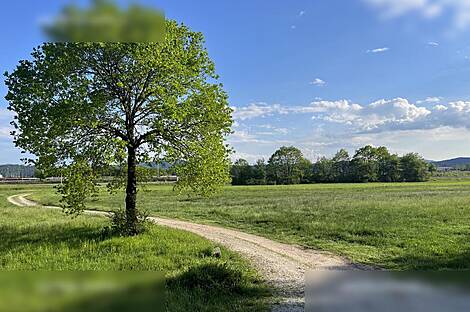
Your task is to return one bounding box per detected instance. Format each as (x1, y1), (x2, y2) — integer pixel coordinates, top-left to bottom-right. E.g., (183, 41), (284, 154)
(232, 97), (470, 134)
(428, 41), (439, 46)
(309, 98), (470, 133)
(230, 97), (470, 160)
(307, 98), (431, 131)
(367, 47), (390, 53)
(363, 0), (470, 31)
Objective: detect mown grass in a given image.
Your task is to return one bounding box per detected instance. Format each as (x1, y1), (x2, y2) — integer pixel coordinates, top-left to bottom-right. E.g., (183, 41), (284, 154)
(26, 181), (470, 270)
(0, 185), (270, 312)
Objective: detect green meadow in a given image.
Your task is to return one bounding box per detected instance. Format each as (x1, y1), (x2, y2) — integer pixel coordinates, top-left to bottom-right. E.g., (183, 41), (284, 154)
(25, 180), (470, 270)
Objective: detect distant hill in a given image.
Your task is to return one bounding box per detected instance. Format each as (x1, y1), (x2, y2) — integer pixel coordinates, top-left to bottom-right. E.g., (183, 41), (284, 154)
(139, 161), (173, 170)
(431, 157), (470, 168)
(0, 164), (35, 178)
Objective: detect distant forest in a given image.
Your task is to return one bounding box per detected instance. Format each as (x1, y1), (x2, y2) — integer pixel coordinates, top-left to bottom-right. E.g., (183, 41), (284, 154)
(0, 165), (36, 178)
(0, 163), (175, 179)
(231, 145), (436, 185)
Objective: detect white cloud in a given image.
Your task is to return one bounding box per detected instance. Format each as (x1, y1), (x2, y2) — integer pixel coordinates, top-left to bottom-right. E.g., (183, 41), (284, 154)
(0, 108), (13, 119)
(230, 130), (259, 143)
(0, 109), (14, 141)
(310, 78), (326, 86)
(363, 0), (470, 31)
(364, 0), (442, 18)
(257, 124), (290, 135)
(434, 104), (448, 111)
(0, 127), (12, 140)
(416, 96), (442, 104)
(231, 151), (268, 163)
(232, 103), (288, 120)
(307, 98), (431, 131)
(232, 97), (470, 137)
(230, 97), (470, 161)
(367, 47), (390, 53)
(428, 41), (439, 46)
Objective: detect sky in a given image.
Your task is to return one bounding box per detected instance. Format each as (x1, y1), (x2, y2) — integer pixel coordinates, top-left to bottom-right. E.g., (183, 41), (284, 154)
(3, 0), (470, 163)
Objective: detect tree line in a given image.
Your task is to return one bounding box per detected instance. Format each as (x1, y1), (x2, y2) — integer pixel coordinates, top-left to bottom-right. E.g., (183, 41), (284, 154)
(0, 165), (36, 178)
(231, 145), (435, 185)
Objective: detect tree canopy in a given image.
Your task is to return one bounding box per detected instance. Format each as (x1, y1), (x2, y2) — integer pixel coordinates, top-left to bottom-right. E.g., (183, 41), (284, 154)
(5, 20), (232, 234)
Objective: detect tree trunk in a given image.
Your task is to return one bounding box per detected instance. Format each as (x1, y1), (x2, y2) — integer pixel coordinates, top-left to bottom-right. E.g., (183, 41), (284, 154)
(125, 145), (138, 235)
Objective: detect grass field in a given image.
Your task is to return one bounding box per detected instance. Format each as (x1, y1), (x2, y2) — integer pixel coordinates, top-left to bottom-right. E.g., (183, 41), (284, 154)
(0, 186), (270, 311)
(24, 181), (470, 270)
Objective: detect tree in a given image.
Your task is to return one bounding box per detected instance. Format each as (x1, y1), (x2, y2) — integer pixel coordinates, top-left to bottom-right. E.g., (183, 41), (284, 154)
(378, 154), (401, 182)
(267, 146), (307, 185)
(400, 153), (431, 182)
(298, 158), (313, 183)
(351, 145), (390, 182)
(351, 146), (376, 182)
(230, 159), (252, 185)
(332, 149), (351, 182)
(5, 21), (232, 235)
(251, 159), (267, 185)
(312, 157), (336, 183)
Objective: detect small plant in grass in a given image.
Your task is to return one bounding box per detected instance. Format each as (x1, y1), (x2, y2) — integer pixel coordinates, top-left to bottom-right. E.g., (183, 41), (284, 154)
(102, 208), (151, 237)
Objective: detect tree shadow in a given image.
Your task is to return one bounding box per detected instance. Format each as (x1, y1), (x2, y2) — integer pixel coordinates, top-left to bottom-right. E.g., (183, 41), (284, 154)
(0, 223), (109, 253)
(166, 263), (271, 311)
(36, 264), (271, 312)
(54, 276), (166, 312)
(388, 248), (470, 270)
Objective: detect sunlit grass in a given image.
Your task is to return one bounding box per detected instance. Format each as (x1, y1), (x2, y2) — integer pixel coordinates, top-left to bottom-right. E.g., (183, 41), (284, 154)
(0, 186), (270, 311)
(25, 181), (470, 270)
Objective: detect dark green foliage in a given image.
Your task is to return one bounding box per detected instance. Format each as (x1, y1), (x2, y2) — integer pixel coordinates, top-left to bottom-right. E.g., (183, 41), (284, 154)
(231, 145), (431, 185)
(313, 145), (431, 183)
(0, 165), (35, 178)
(230, 159), (252, 185)
(400, 153), (431, 182)
(266, 146), (312, 185)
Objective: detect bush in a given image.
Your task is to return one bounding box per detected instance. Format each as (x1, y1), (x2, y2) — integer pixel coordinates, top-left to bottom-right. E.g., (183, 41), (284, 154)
(102, 209), (150, 237)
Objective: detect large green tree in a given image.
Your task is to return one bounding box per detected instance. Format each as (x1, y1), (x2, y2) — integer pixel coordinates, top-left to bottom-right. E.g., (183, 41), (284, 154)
(267, 146), (310, 185)
(230, 159), (252, 185)
(4, 21), (232, 234)
(400, 153), (431, 182)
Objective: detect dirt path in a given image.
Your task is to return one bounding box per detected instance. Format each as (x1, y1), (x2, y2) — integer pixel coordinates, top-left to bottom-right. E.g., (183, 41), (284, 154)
(7, 193), (369, 311)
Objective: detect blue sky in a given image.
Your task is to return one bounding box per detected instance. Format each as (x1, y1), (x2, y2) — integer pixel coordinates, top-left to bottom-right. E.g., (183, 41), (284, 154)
(3, 0), (470, 163)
